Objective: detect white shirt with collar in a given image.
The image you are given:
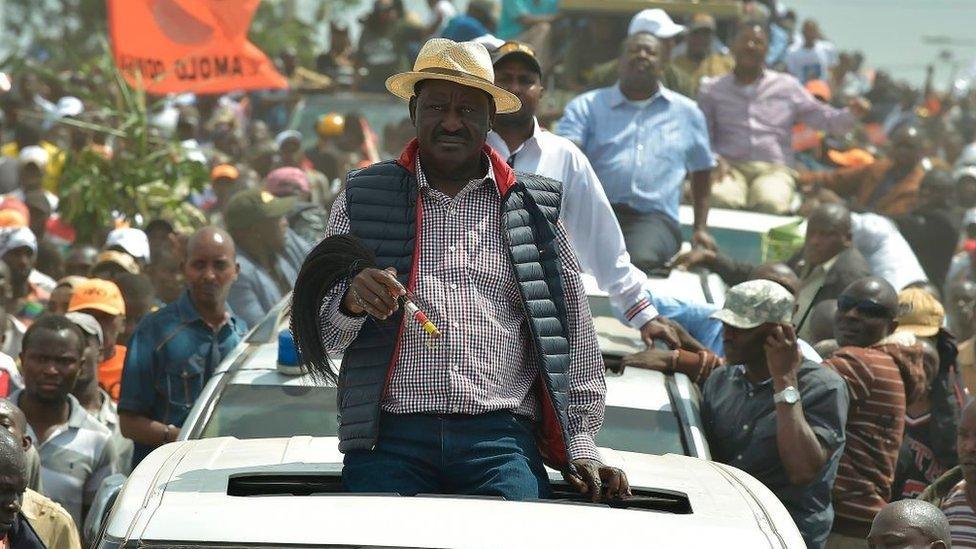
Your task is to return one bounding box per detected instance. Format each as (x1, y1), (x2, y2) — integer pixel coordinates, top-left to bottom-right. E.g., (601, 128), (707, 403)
(487, 118), (659, 328)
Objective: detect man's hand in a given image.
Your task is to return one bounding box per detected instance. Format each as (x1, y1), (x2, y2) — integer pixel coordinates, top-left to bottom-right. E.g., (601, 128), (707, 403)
(672, 248), (717, 271)
(848, 97), (872, 119)
(764, 323), (801, 382)
(341, 267), (405, 319)
(564, 458), (631, 502)
(640, 317), (679, 349)
(692, 228), (717, 252)
(621, 348), (673, 373)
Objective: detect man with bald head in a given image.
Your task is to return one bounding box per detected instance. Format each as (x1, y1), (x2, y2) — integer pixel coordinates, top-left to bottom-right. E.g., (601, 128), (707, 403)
(799, 126), (926, 217)
(0, 429), (46, 547)
(119, 226), (247, 468)
(868, 499), (950, 548)
(0, 398), (40, 491)
(822, 277), (926, 545)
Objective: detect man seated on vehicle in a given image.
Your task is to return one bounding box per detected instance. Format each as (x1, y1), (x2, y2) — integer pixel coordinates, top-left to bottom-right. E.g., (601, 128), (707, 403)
(677, 203), (871, 341)
(225, 189), (310, 328)
(11, 315), (118, 528)
(557, 30), (716, 272)
(701, 279), (849, 549)
(822, 277), (925, 544)
(0, 429), (47, 548)
(119, 227), (247, 469)
(867, 499), (950, 549)
(922, 399), (976, 547)
(308, 38), (627, 501)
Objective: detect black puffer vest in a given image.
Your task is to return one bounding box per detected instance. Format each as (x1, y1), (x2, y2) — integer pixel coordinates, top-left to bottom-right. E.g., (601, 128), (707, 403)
(337, 141), (573, 468)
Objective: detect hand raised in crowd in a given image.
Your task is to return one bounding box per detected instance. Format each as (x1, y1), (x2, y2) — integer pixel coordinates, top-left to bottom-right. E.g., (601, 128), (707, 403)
(848, 97), (872, 119)
(764, 323), (802, 382)
(342, 267), (405, 319)
(671, 248), (717, 271)
(565, 458), (631, 503)
(692, 228), (717, 252)
(640, 317), (680, 349)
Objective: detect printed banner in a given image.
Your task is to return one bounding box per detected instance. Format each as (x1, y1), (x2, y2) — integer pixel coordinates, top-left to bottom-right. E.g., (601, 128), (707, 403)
(108, 0), (288, 94)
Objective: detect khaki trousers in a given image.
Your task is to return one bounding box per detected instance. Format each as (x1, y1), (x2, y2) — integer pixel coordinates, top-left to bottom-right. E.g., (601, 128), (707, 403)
(710, 160), (798, 215)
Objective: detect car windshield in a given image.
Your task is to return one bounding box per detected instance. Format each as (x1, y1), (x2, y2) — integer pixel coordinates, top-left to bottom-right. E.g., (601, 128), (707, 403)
(202, 384), (685, 455)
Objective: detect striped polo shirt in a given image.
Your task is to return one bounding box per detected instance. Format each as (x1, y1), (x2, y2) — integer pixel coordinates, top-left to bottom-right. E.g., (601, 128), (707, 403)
(941, 480), (976, 548)
(13, 391), (118, 527)
(824, 343), (922, 531)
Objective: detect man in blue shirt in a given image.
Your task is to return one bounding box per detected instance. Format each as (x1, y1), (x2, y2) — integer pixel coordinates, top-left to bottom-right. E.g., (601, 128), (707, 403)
(558, 31), (716, 272)
(119, 227), (247, 467)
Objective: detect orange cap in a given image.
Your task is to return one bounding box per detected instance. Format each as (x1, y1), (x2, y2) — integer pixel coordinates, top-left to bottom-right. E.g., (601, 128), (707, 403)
(827, 148), (875, 168)
(0, 210), (27, 228)
(210, 164), (240, 182)
(68, 278), (125, 316)
(805, 80), (832, 102)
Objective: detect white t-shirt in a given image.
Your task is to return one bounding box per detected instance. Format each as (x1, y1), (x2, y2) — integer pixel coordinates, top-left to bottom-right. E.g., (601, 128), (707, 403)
(785, 40), (838, 83)
(429, 0), (457, 36)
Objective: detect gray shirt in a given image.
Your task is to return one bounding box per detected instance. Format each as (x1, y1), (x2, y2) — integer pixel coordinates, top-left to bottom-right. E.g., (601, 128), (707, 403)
(702, 361), (849, 549)
(228, 228), (310, 327)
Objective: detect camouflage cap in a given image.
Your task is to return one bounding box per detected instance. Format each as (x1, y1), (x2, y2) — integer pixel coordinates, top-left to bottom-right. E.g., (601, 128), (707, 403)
(710, 279), (795, 329)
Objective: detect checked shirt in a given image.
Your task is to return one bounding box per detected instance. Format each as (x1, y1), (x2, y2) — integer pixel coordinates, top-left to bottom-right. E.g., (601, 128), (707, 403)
(319, 154), (605, 460)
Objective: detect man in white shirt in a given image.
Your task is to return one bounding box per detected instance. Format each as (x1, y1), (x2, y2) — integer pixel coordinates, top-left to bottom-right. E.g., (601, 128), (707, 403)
(784, 20), (838, 84)
(486, 41), (680, 346)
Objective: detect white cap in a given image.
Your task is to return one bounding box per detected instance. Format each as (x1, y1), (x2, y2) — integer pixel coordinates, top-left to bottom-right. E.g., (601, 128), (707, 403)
(955, 165), (976, 183)
(105, 227), (151, 262)
(65, 311), (104, 347)
(275, 130), (302, 148)
(964, 209), (976, 227)
(628, 9), (686, 39)
(56, 96), (84, 118)
(0, 226), (37, 257)
(18, 146), (48, 169)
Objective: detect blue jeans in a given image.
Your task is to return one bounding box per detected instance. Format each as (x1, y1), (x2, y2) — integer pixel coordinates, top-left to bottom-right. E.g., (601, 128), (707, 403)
(342, 411), (552, 500)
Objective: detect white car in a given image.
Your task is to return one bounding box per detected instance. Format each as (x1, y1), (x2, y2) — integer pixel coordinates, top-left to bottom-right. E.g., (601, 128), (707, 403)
(97, 436), (804, 548)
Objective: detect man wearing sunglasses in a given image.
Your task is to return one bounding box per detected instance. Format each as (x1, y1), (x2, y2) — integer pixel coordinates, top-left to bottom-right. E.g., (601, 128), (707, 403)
(822, 277), (926, 545)
(701, 279), (849, 549)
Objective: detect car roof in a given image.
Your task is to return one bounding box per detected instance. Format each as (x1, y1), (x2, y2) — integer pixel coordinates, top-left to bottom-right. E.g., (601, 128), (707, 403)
(108, 436), (801, 548)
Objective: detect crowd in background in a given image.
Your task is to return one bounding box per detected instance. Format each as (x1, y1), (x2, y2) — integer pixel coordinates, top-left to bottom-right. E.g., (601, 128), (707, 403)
(0, 0), (974, 547)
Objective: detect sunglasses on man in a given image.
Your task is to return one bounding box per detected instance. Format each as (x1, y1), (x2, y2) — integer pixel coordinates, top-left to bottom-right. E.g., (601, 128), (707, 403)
(837, 295), (895, 319)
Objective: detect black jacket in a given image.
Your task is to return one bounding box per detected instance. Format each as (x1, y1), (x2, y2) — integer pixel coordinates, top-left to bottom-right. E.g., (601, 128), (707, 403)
(336, 141), (575, 469)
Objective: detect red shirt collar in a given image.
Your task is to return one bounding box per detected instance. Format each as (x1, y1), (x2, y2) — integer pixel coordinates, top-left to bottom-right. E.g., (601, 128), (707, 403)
(396, 139), (516, 197)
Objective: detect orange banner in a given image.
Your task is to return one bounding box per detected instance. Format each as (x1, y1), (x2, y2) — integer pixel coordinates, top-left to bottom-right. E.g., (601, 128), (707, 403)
(108, 0), (288, 94)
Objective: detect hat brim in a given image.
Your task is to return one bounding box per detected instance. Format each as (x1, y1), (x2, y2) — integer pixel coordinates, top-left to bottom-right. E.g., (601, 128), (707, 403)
(385, 72), (522, 114)
(657, 23), (686, 39)
(69, 302), (124, 317)
(492, 51), (542, 77)
(264, 196), (296, 219)
(710, 309), (764, 330)
(897, 324), (940, 338)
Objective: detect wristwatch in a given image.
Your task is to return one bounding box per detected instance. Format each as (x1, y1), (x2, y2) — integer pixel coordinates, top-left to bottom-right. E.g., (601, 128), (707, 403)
(774, 386), (800, 405)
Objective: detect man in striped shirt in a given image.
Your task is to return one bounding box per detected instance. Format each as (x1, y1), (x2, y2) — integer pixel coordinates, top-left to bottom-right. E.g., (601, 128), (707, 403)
(922, 400), (976, 548)
(823, 277), (925, 545)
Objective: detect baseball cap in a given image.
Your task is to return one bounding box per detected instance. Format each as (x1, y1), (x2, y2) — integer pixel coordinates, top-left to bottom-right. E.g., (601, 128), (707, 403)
(955, 165), (976, 184)
(275, 130), (302, 149)
(805, 79), (832, 102)
(68, 278), (125, 317)
(65, 311), (104, 347)
(0, 226), (37, 257)
(225, 189), (295, 231)
(210, 164), (240, 182)
(18, 146), (48, 169)
(265, 167), (310, 197)
(827, 148), (875, 168)
(105, 227), (151, 262)
(0, 210), (27, 228)
(896, 287), (944, 338)
(710, 279), (795, 329)
(491, 41), (543, 78)
(93, 250), (140, 275)
(689, 13), (717, 32)
(628, 9), (685, 39)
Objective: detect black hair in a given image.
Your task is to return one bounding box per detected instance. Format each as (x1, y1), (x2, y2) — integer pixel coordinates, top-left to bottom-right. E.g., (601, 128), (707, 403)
(290, 235), (379, 383)
(13, 122), (41, 148)
(115, 273), (156, 303)
(22, 314), (86, 355)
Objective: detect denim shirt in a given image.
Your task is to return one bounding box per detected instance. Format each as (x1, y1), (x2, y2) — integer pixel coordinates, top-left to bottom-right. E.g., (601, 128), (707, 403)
(702, 361), (849, 549)
(227, 228), (310, 328)
(119, 291), (247, 466)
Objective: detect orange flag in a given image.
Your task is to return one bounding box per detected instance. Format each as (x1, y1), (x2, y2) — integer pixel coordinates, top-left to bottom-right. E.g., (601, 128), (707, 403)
(108, 0), (288, 94)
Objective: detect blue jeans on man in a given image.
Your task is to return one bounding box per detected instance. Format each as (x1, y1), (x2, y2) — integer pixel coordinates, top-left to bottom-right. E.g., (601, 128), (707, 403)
(342, 411), (551, 500)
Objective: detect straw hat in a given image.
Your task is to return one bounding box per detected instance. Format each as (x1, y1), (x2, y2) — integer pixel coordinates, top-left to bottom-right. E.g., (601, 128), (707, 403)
(385, 38), (521, 114)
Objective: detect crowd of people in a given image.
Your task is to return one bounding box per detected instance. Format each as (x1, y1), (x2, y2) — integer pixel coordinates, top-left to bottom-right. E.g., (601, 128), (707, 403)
(0, 0), (973, 547)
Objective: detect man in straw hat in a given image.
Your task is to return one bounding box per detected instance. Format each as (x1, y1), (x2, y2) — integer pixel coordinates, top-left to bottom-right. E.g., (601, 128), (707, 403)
(314, 38), (627, 501)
